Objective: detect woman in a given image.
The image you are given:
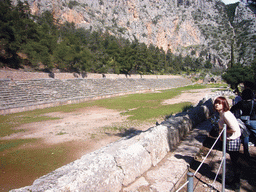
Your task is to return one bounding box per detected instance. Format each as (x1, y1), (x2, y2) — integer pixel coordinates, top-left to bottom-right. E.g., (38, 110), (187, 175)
(214, 96), (241, 190)
(231, 88), (256, 146)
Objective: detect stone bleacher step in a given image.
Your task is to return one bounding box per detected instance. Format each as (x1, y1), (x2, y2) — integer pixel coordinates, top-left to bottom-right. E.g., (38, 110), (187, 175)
(0, 77), (193, 114)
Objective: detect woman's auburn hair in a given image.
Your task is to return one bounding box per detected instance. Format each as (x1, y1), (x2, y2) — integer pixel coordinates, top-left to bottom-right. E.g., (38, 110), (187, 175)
(213, 96), (230, 112)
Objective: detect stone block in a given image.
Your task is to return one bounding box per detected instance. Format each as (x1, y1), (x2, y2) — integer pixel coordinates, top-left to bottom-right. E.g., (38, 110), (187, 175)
(11, 152), (124, 192)
(96, 134), (153, 186)
(167, 126), (180, 151)
(114, 143), (152, 186)
(122, 177), (150, 192)
(138, 125), (170, 166)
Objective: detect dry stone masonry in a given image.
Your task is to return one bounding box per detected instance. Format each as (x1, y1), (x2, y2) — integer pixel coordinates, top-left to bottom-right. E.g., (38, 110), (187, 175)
(0, 74), (192, 115)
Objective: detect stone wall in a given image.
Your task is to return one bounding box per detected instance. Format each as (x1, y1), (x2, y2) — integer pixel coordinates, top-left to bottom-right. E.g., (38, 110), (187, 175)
(10, 96), (215, 192)
(0, 70), (182, 80)
(0, 75), (192, 115)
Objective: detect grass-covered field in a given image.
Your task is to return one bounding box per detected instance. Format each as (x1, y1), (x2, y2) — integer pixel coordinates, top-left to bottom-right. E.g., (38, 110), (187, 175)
(0, 84), (227, 152)
(0, 83), (226, 191)
(0, 84), (214, 137)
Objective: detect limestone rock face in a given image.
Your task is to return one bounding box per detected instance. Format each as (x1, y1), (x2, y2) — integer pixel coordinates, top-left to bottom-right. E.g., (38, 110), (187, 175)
(233, 3), (256, 66)
(13, 0), (256, 67)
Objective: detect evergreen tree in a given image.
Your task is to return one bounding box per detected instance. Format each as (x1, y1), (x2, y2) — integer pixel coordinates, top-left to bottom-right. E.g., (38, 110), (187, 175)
(165, 49), (174, 73)
(0, 0), (21, 68)
(222, 64), (253, 89)
(119, 42), (136, 75)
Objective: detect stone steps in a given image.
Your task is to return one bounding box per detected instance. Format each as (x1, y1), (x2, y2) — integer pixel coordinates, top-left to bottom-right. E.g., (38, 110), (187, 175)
(0, 77), (192, 114)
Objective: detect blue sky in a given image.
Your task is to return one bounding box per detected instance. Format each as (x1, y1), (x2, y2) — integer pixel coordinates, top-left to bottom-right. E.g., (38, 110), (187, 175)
(222, 0), (240, 4)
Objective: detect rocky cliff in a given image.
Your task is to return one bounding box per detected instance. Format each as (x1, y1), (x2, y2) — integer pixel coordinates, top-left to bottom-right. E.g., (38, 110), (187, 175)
(14, 0), (256, 67)
(233, 2), (256, 65)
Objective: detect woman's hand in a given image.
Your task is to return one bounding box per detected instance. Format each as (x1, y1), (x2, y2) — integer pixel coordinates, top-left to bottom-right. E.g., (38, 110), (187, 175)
(226, 127), (235, 134)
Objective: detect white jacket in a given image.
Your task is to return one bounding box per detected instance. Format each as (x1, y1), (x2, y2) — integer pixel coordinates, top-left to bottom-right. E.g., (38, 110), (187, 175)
(218, 111), (241, 140)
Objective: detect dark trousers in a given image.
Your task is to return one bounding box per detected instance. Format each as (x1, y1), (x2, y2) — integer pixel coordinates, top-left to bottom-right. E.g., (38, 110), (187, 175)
(228, 151), (241, 183)
(249, 120), (256, 143)
(241, 135), (250, 157)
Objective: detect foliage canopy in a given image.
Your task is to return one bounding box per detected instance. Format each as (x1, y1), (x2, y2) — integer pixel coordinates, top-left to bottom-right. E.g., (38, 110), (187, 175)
(222, 61), (256, 90)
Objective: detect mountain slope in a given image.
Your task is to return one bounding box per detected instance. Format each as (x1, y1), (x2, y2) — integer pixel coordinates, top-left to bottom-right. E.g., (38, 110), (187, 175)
(14, 0), (256, 68)
(233, 2), (256, 65)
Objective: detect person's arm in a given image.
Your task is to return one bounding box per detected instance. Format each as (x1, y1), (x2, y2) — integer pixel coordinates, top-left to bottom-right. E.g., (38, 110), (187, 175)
(223, 112), (237, 133)
(230, 101), (242, 113)
(252, 101), (256, 119)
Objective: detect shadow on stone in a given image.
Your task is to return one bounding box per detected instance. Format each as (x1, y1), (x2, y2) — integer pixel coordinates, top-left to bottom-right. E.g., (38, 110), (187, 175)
(203, 136), (222, 151)
(174, 154), (194, 164)
(117, 128), (144, 138)
(190, 159), (217, 181)
(105, 127), (145, 139)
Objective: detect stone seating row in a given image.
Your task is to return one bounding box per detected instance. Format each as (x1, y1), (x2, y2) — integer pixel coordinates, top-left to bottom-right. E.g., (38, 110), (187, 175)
(0, 77), (192, 114)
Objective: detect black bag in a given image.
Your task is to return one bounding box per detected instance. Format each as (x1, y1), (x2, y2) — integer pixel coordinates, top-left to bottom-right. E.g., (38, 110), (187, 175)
(241, 100), (255, 126)
(209, 114), (219, 138)
(209, 124), (219, 138)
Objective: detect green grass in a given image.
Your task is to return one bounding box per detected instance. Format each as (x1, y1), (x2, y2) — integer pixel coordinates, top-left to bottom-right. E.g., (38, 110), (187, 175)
(0, 139), (78, 191)
(123, 102), (192, 121)
(0, 139), (37, 152)
(1, 142), (72, 175)
(56, 131), (67, 135)
(0, 111), (60, 137)
(90, 84), (208, 121)
(91, 84), (207, 110)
